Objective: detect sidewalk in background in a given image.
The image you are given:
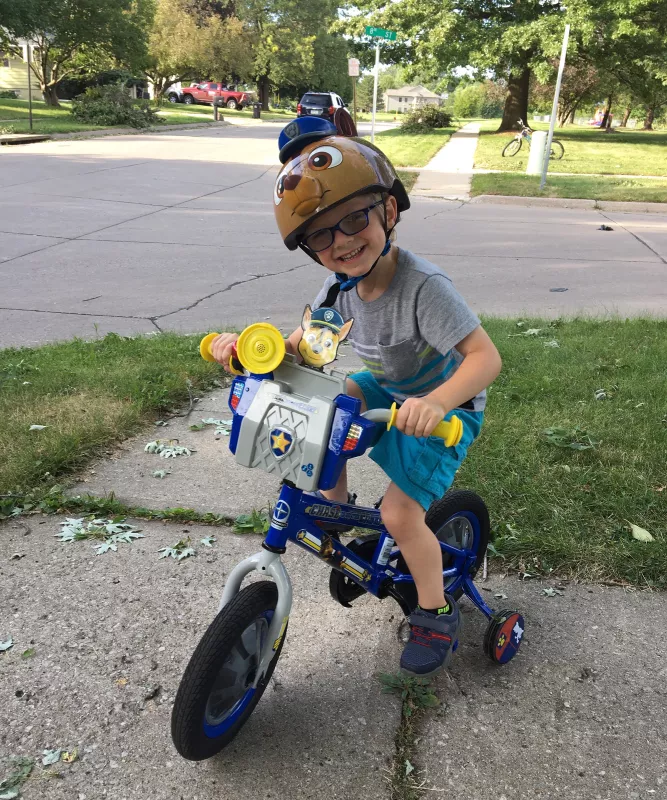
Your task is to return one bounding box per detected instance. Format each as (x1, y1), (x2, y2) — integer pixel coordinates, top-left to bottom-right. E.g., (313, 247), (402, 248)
(413, 122), (481, 200)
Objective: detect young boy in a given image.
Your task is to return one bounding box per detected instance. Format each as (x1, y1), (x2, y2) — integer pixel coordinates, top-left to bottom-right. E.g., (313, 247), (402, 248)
(210, 117), (501, 677)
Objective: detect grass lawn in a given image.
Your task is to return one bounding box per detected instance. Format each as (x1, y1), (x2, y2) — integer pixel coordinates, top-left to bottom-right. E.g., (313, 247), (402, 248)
(0, 333), (219, 497)
(474, 118), (667, 177)
(160, 103), (292, 123)
(471, 173), (667, 203)
(1, 320), (665, 587)
(367, 127), (454, 167)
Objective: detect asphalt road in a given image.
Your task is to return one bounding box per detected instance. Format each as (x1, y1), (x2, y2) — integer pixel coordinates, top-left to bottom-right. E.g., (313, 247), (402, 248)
(1, 120), (666, 348)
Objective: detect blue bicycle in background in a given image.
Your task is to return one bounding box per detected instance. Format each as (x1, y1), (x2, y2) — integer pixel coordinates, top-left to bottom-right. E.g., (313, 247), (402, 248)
(171, 321), (525, 761)
(502, 118), (565, 160)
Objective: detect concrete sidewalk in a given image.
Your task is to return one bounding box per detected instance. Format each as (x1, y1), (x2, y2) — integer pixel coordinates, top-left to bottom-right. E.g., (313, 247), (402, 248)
(413, 122), (480, 200)
(2, 390), (666, 799)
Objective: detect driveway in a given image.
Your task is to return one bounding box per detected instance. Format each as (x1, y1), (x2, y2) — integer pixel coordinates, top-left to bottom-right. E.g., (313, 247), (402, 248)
(1, 122), (666, 349)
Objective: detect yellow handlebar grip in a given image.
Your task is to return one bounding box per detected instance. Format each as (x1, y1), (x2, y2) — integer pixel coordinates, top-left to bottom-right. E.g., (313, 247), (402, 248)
(199, 333), (244, 375)
(432, 415), (463, 447)
(387, 402), (463, 447)
(199, 332), (219, 362)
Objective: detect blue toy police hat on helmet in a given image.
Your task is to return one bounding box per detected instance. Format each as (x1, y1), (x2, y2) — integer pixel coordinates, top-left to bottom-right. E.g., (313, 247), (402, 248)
(278, 117), (337, 164)
(310, 306), (345, 334)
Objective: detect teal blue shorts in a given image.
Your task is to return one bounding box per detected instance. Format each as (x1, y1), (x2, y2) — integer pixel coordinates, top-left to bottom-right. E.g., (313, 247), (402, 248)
(350, 371), (484, 512)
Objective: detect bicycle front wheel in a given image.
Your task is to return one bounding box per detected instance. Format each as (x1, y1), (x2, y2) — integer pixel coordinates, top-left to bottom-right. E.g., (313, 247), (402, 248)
(502, 138), (522, 157)
(550, 139), (564, 160)
(171, 581), (286, 760)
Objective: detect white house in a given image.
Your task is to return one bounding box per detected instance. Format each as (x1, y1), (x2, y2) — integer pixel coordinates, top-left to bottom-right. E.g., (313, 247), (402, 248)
(383, 85), (442, 113)
(0, 41), (41, 98)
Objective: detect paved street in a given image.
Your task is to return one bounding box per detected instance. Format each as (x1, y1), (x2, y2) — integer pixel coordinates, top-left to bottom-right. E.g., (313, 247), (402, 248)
(1, 122), (666, 348)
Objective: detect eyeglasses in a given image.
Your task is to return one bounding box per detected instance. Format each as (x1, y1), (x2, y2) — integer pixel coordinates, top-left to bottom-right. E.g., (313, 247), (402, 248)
(302, 201), (383, 253)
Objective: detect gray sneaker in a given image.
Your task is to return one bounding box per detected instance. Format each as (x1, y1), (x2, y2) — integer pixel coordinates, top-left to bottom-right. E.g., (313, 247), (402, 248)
(400, 601), (461, 677)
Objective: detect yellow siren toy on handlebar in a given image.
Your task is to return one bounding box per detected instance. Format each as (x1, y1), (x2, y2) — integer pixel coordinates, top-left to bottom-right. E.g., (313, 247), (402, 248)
(171, 305), (524, 761)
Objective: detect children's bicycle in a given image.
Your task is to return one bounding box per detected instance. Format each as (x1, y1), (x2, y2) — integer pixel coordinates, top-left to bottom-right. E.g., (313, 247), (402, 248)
(170, 320), (525, 761)
(502, 118), (564, 160)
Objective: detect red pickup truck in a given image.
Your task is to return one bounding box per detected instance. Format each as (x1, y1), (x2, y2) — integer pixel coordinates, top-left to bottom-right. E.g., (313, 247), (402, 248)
(170, 82), (254, 110)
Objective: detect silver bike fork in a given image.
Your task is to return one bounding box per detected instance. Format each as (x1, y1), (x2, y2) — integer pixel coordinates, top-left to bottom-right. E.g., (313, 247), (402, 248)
(219, 548), (293, 688)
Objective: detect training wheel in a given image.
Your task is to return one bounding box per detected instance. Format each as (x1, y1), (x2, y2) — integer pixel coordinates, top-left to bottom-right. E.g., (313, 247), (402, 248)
(483, 609), (525, 665)
(236, 323), (285, 374)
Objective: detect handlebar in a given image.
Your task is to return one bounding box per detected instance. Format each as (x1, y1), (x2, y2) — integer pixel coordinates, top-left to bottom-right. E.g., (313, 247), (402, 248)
(363, 403), (463, 447)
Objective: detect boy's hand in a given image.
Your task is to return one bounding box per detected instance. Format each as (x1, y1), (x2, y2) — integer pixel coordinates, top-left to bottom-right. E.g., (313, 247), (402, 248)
(209, 333), (240, 373)
(396, 397), (448, 439)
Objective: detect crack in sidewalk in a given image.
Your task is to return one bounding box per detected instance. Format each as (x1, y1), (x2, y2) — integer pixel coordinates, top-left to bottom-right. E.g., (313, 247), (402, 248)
(596, 211), (667, 265)
(154, 262), (311, 319)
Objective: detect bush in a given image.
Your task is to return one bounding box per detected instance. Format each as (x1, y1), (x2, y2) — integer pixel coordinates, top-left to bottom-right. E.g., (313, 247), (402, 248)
(0, 90), (19, 99)
(71, 83), (161, 129)
(400, 104), (453, 132)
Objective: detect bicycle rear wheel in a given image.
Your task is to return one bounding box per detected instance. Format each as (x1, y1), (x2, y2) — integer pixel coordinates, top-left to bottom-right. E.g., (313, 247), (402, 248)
(502, 138), (522, 157)
(550, 139), (564, 160)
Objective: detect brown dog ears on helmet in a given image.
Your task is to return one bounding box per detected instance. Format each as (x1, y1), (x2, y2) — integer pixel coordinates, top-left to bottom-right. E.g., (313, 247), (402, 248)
(333, 108), (358, 137)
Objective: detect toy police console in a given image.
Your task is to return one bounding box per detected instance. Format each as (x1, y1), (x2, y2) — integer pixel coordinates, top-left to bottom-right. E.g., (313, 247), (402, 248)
(200, 305), (365, 492)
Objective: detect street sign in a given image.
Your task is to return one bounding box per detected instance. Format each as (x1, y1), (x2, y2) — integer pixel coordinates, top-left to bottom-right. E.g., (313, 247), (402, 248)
(365, 26), (397, 41)
(348, 58), (360, 77)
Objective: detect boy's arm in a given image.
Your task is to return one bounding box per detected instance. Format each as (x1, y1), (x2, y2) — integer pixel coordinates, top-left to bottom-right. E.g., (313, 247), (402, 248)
(426, 326), (501, 413)
(285, 326), (303, 361)
(396, 326), (501, 438)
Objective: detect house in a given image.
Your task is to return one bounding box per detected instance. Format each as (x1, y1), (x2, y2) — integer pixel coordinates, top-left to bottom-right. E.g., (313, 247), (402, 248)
(383, 85), (442, 113)
(0, 42), (41, 99)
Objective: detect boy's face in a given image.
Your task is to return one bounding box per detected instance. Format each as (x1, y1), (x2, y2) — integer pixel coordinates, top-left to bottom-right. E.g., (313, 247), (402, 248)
(303, 193), (398, 277)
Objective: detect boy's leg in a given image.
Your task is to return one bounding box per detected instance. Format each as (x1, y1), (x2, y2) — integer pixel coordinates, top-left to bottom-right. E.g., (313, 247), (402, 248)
(381, 481), (460, 677)
(380, 482), (446, 609)
(320, 378), (367, 504)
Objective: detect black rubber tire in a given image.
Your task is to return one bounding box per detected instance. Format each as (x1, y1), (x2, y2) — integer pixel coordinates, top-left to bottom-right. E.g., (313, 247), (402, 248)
(183, 94), (194, 105)
(167, 93), (179, 104)
(550, 139), (565, 160)
(502, 138), (522, 157)
(171, 581), (286, 760)
(226, 98), (238, 110)
(395, 489), (491, 610)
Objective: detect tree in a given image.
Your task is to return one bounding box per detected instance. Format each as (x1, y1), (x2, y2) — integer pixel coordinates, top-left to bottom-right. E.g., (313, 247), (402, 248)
(145, 0), (252, 101)
(531, 58), (602, 126)
(1, 0), (152, 106)
(238, 0), (347, 110)
(339, 0), (571, 131)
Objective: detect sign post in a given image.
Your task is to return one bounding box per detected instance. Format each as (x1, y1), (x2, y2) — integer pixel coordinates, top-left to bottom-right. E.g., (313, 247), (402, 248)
(348, 57), (360, 128)
(364, 26), (396, 144)
(540, 24), (570, 190)
(22, 41), (34, 131)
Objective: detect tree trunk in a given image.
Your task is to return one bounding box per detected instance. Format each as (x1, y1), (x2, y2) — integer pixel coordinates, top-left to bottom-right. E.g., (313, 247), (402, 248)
(568, 107), (576, 124)
(42, 84), (60, 107)
(497, 67), (530, 132)
(257, 75), (270, 111)
(600, 94), (613, 129)
(620, 106), (632, 127)
(643, 106), (655, 130)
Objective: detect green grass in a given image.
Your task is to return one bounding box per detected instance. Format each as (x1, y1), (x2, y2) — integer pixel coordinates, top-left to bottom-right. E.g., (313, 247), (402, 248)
(1, 320), (665, 588)
(0, 332), (219, 495)
(471, 173), (667, 203)
(397, 169), (419, 193)
(459, 317), (667, 588)
(474, 118), (667, 176)
(161, 103), (292, 123)
(367, 127), (454, 167)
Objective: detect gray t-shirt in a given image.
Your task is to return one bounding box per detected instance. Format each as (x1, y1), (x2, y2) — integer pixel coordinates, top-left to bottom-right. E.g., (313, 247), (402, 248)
(313, 248), (485, 411)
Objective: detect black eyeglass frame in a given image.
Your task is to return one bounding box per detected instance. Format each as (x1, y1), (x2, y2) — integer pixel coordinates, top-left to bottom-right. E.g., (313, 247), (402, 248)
(300, 200), (384, 253)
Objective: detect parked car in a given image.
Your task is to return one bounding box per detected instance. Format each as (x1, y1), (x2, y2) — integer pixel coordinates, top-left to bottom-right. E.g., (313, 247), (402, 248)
(297, 92), (346, 121)
(167, 82), (255, 109)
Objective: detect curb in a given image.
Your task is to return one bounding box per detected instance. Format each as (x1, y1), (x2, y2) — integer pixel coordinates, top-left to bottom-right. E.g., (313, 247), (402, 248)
(49, 121), (228, 141)
(470, 194), (667, 214)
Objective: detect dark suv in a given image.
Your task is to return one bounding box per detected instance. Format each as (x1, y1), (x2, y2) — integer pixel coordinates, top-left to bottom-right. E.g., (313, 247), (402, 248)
(297, 92), (346, 121)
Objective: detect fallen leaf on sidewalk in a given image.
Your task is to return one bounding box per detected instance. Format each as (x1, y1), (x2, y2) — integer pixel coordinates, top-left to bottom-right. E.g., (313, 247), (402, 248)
(405, 760), (415, 776)
(543, 588), (564, 597)
(200, 536), (216, 547)
(21, 648), (35, 660)
(159, 536), (196, 560)
(61, 749), (78, 764)
(144, 440), (193, 458)
(0, 638), (13, 652)
(41, 749), (61, 766)
(0, 757), (33, 798)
